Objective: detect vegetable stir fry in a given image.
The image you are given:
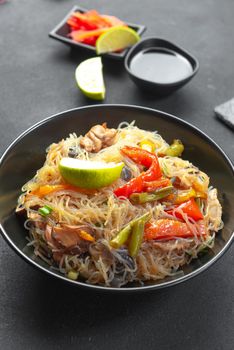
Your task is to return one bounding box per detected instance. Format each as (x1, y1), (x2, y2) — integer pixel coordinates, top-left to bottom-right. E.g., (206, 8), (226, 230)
(16, 122), (223, 287)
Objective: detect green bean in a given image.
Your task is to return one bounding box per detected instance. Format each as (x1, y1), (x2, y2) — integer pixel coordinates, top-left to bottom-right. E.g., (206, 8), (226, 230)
(110, 212), (151, 249)
(130, 186), (174, 204)
(110, 224), (132, 249)
(165, 139), (184, 157)
(129, 219), (145, 257)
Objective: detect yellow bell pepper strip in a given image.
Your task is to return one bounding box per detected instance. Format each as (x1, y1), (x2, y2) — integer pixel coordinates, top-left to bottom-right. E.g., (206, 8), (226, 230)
(139, 139), (156, 153)
(195, 191), (207, 199)
(192, 173), (209, 192)
(30, 184), (95, 197)
(130, 186), (174, 204)
(175, 188), (196, 204)
(110, 212), (151, 249)
(165, 139), (184, 157)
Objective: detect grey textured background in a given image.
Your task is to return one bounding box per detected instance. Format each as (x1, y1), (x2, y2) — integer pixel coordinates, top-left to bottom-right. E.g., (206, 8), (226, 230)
(0, 1), (233, 349)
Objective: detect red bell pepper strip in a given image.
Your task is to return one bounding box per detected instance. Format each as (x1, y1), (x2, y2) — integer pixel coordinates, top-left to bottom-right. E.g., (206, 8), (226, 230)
(114, 176), (143, 198)
(69, 28), (109, 44)
(67, 18), (82, 31)
(82, 36), (98, 46)
(166, 198), (203, 221)
(120, 146), (159, 168)
(101, 15), (125, 27)
(121, 146), (161, 181)
(70, 11), (103, 30)
(82, 10), (114, 28)
(144, 219), (206, 241)
(114, 147), (162, 198)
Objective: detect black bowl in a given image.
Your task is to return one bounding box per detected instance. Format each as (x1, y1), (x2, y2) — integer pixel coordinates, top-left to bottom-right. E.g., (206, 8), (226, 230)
(49, 5), (146, 60)
(0, 105), (233, 292)
(125, 37), (199, 94)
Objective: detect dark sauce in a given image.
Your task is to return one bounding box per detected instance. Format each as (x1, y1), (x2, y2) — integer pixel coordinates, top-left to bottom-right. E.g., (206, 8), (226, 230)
(130, 48), (193, 84)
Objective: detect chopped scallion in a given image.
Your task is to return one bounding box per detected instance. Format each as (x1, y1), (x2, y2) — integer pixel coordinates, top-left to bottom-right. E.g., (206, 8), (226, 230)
(38, 205), (53, 217)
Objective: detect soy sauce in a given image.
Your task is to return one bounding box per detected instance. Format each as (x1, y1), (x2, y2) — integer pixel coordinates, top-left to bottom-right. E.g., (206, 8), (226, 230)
(130, 48), (193, 84)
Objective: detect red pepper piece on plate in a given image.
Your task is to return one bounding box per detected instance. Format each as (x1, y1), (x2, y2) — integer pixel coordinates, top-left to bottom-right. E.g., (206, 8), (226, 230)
(82, 35), (98, 46)
(101, 15), (126, 27)
(83, 10), (113, 28)
(67, 17), (82, 31)
(69, 28), (109, 44)
(67, 10), (127, 47)
(70, 11), (100, 30)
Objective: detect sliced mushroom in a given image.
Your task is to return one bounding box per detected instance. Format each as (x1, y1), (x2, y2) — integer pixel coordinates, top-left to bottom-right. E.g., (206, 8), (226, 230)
(45, 226), (88, 263)
(52, 224), (94, 249)
(45, 224), (61, 250)
(80, 123), (117, 153)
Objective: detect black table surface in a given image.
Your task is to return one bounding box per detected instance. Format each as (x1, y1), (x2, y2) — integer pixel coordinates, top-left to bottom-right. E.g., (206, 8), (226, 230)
(0, 1), (233, 349)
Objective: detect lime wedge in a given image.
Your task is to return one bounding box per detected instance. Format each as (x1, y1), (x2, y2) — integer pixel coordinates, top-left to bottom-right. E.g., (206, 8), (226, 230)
(96, 26), (140, 54)
(59, 158), (124, 189)
(75, 57), (105, 100)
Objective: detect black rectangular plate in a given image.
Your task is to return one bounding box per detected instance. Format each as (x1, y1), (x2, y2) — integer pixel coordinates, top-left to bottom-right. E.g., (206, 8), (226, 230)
(49, 5), (146, 60)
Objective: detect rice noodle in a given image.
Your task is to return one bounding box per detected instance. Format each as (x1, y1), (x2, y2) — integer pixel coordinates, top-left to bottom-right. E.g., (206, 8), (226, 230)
(16, 122), (223, 287)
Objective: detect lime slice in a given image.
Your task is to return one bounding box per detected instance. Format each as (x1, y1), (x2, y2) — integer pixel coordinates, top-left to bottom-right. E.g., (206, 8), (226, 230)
(75, 57), (105, 100)
(96, 26), (140, 54)
(59, 158), (124, 189)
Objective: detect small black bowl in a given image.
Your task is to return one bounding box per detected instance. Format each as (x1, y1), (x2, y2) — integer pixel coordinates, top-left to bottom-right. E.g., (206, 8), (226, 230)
(49, 5), (146, 60)
(125, 37), (199, 94)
